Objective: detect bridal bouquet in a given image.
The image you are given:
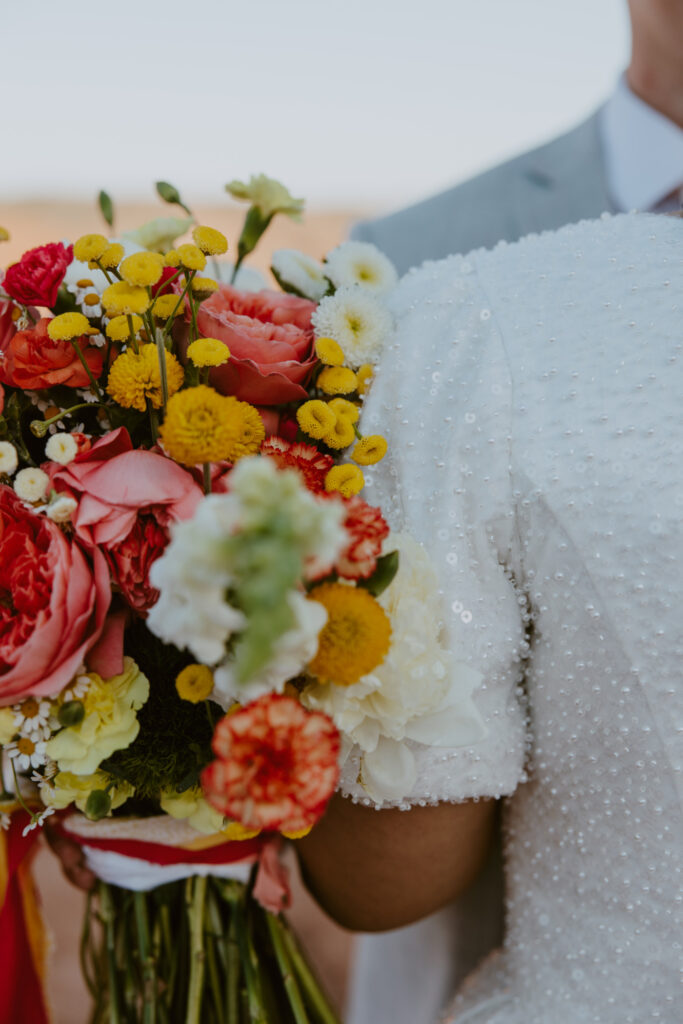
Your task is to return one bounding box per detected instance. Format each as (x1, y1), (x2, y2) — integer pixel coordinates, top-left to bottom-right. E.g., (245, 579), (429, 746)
(0, 177), (485, 1023)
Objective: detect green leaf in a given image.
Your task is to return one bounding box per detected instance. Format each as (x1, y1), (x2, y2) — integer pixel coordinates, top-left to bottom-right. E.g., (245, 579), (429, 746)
(357, 550), (399, 597)
(155, 180), (193, 217)
(98, 190), (115, 229)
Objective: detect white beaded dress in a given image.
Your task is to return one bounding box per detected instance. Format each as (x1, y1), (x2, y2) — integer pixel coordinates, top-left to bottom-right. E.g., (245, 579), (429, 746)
(342, 213), (683, 1024)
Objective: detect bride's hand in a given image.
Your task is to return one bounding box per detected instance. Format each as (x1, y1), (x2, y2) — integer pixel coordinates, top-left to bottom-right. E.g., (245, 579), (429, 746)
(44, 821), (96, 891)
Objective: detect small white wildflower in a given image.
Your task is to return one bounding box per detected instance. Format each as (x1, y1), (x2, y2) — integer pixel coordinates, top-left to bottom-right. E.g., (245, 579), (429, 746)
(0, 441), (18, 476)
(312, 287), (393, 367)
(13, 697), (52, 737)
(0, 813), (10, 832)
(324, 241), (398, 296)
(8, 735), (48, 772)
(271, 249), (329, 302)
(46, 494), (78, 524)
(14, 467), (50, 503)
(22, 806), (55, 837)
(45, 432), (79, 465)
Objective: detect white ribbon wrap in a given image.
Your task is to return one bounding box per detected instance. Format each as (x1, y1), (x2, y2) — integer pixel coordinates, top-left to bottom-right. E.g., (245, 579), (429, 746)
(82, 845), (254, 892)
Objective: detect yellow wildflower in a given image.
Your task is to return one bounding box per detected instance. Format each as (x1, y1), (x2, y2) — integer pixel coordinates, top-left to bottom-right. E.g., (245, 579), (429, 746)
(356, 363), (374, 396)
(175, 664), (214, 703)
(120, 251), (164, 288)
(190, 276), (219, 298)
(160, 788), (226, 835)
(317, 366), (358, 396)
(307, 583), (391, 686)
(328, 397), (360, 424)
(41, 771), (134, 814)
(165, 250), (181, 267)
(106, 314), (143, 342)
(315, 336), (345, 366)
(47, 312), (90, 341)
(73, 233), (108, 263)
(324, 464), (365, 498)
(107, 344), (185, 411)
(351, 435), (388, 466)
(323, 416), (356, 450)
(0, 227), (10, 243)
(296, 400), (336, 440)
(187, 337), (230, 367)
(175, 243), (206, 272)
(159, 386), (265, 465)
(97, 242), (124, 269)
(102, 281), (150, 316)
(192, 225), (228, 256)
(151, 294), (182, 320)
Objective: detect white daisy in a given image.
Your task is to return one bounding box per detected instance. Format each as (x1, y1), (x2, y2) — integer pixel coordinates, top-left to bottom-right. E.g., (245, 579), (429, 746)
(8, 735), (48, 772)
(324, 241), (398, 296)
(271, 249), (329, 302)
(312, 288), (393, 367)
(13, 697), (52, 737)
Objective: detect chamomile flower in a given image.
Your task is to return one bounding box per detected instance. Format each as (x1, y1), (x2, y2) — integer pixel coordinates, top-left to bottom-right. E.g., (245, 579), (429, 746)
(8, 735), (48, 771)
(312, 288), (392, 367)
(271, 249), (329, 301)
(13, 697), (51, 737)
(22, 807), (55, 837)
(324, 241), (398, 295)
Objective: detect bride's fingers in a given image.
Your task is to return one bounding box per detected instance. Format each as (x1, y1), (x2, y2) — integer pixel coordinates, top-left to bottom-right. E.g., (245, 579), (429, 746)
(43, 822), (96, 891)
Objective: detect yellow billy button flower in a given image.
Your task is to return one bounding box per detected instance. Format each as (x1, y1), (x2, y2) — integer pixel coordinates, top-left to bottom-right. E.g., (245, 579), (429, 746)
(0, 227), (10, 242)
(159, 386), (265, 465)
(317, 366), (358, 396)
(190, 276), (219, 299)
(102, 281), (150, 316)
(222, 822), (262, 841)
(175, 664), (214, 703)
(323, 415), (356, 451)
(73, 233), (108, 263)
(192, 225), (228, 256)
(107, 345), (185, 411)
(106, 314), (143, 342)
(296, 400), (336, 440)
(351, 434), (388, 466)
(164, 250), (181, 267)
(175, 243), (206, 272)
(314, 336), (345, 366)
(151, 294), (182, 320)
(307, 582), (392, 686)
(356, 363), (374, 396)
(281, 825), (313, 840)
(328, 397), (360, 424)
(97, 242), (124, 269)
(187, 337), (230, 367)
(120, 251), (164, 288)
(324, 464), (364, 498)
(47, 312), (91, 341)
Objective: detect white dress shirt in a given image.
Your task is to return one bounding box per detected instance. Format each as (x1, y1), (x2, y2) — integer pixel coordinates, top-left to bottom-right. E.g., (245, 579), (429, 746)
(601, 75), (683, 211)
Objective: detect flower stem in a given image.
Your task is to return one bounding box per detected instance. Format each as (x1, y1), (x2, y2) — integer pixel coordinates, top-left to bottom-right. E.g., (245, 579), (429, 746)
(71, 338), (105, 399)
(98, 882), (123, 1024)
(126, 314), (140, 354)
(153, 325), (169, 409)
(265, 913), (310, 1024)
(186, 875), (207, 1024)
(281, 916), (342, 1024)
(134, 890), (157, 1024)
(202, 463), (212, 495)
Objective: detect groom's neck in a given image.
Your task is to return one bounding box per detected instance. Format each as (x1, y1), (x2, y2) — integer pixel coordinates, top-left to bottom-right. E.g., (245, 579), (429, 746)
(627, 2), (683, 130)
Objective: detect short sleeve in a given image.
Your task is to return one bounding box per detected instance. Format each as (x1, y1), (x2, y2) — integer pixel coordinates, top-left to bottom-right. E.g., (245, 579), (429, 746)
(338, 255), (529, 807)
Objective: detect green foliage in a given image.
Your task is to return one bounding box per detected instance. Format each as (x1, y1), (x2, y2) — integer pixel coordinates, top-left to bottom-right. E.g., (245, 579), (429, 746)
(237, 206), (272, 265)
(357, 550), (400, 597)
(98, 190), (115, 229)
(155, 180), (193, 217)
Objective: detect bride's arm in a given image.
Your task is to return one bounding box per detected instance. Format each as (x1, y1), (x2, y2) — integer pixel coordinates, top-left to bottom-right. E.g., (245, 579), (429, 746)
(296, 793), (496, 932)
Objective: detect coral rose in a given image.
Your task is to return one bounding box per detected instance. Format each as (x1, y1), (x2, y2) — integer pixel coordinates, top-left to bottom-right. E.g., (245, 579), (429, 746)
(49, 428), (203, 613)
(3, 242), (73, 308)
(202, 694), (340, 833)
(196, 285), (318, 405)
(0, 485), (111, 704)
(0, 317), (105, 390)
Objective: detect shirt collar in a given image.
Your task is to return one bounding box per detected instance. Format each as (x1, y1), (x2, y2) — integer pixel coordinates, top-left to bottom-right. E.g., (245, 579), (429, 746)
(600, 74), (683, 211)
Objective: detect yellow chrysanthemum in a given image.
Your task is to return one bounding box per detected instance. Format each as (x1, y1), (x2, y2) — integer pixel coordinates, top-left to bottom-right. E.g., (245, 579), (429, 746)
(106, 314), (143, 341)
(356, 364), (374, 396)
(324, 464), (365, 498)
(47, 312), (90, 341)
(164, 250), (181, 267)
(307, 583), (391, 686)
(328, 397), (360, 424)
(107, 344), (185, 411)
(0, 227), (10, 243)
(192, 225), (228, 256)
(175, 664), (214, 703)
(175, 243), (206, 272)
(73, 233), (108, 263)
(151, 294), (182, 320)
(315, 336), (345, 366)
(190, 276), (219, 297)
(187, 337), (230, 367)
(351, 434), (388, 466)
(317, 366), (358, 396)
(323, 416), (356, 451)
(102, 281), (150, 316)
(296, 400), (336, 440)
(120, 251), (164, 288)
(159, 386), (265, 465)
(97, 242), (124, 269)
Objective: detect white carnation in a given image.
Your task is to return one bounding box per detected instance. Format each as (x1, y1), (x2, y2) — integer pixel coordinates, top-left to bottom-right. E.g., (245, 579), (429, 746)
(312, 287), (393, 367)
(45, 432), (79, 465)
(271, 249), (329, 301)
(14, 467), (49, 503)
(0, 442), (18, 476)
(324, 241), (398, 296)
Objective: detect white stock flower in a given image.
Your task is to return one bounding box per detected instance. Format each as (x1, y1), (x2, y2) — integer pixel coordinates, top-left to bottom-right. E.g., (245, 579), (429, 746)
(0, 441), (18, 476)
(271, 249), (329, 301)
(324, 242), (398, 296)
(301, 532), (487, 803)
(45, 432), (79, 465)
(312, 287), (393, 367)
(14, 467), (49, 503)
(46, 494), (78, 524)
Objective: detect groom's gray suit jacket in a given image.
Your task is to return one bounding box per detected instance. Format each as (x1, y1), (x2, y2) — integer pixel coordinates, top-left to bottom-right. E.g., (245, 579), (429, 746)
(352, 112), (612, 273)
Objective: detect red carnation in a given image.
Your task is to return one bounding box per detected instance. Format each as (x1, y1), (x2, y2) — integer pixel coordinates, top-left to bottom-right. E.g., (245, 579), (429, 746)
(261, 437), (334, 494)
(3, 242), (73, 308)
(335, 495), (390, 580)
(202, 694), (340, 834)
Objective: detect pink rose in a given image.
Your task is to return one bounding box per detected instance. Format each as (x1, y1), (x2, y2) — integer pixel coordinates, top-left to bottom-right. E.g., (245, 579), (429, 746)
(196, 286), (318, 405)
(0, 317), (105, 390)
(0, 485), (111, 704)
(49, 428), (203, 613)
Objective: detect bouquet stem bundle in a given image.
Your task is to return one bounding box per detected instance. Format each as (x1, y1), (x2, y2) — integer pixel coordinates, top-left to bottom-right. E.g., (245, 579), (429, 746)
(82, 876), (340, 1024)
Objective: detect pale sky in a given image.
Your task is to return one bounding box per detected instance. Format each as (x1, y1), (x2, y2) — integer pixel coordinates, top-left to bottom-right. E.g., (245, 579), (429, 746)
(1, 0), (630, 210)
